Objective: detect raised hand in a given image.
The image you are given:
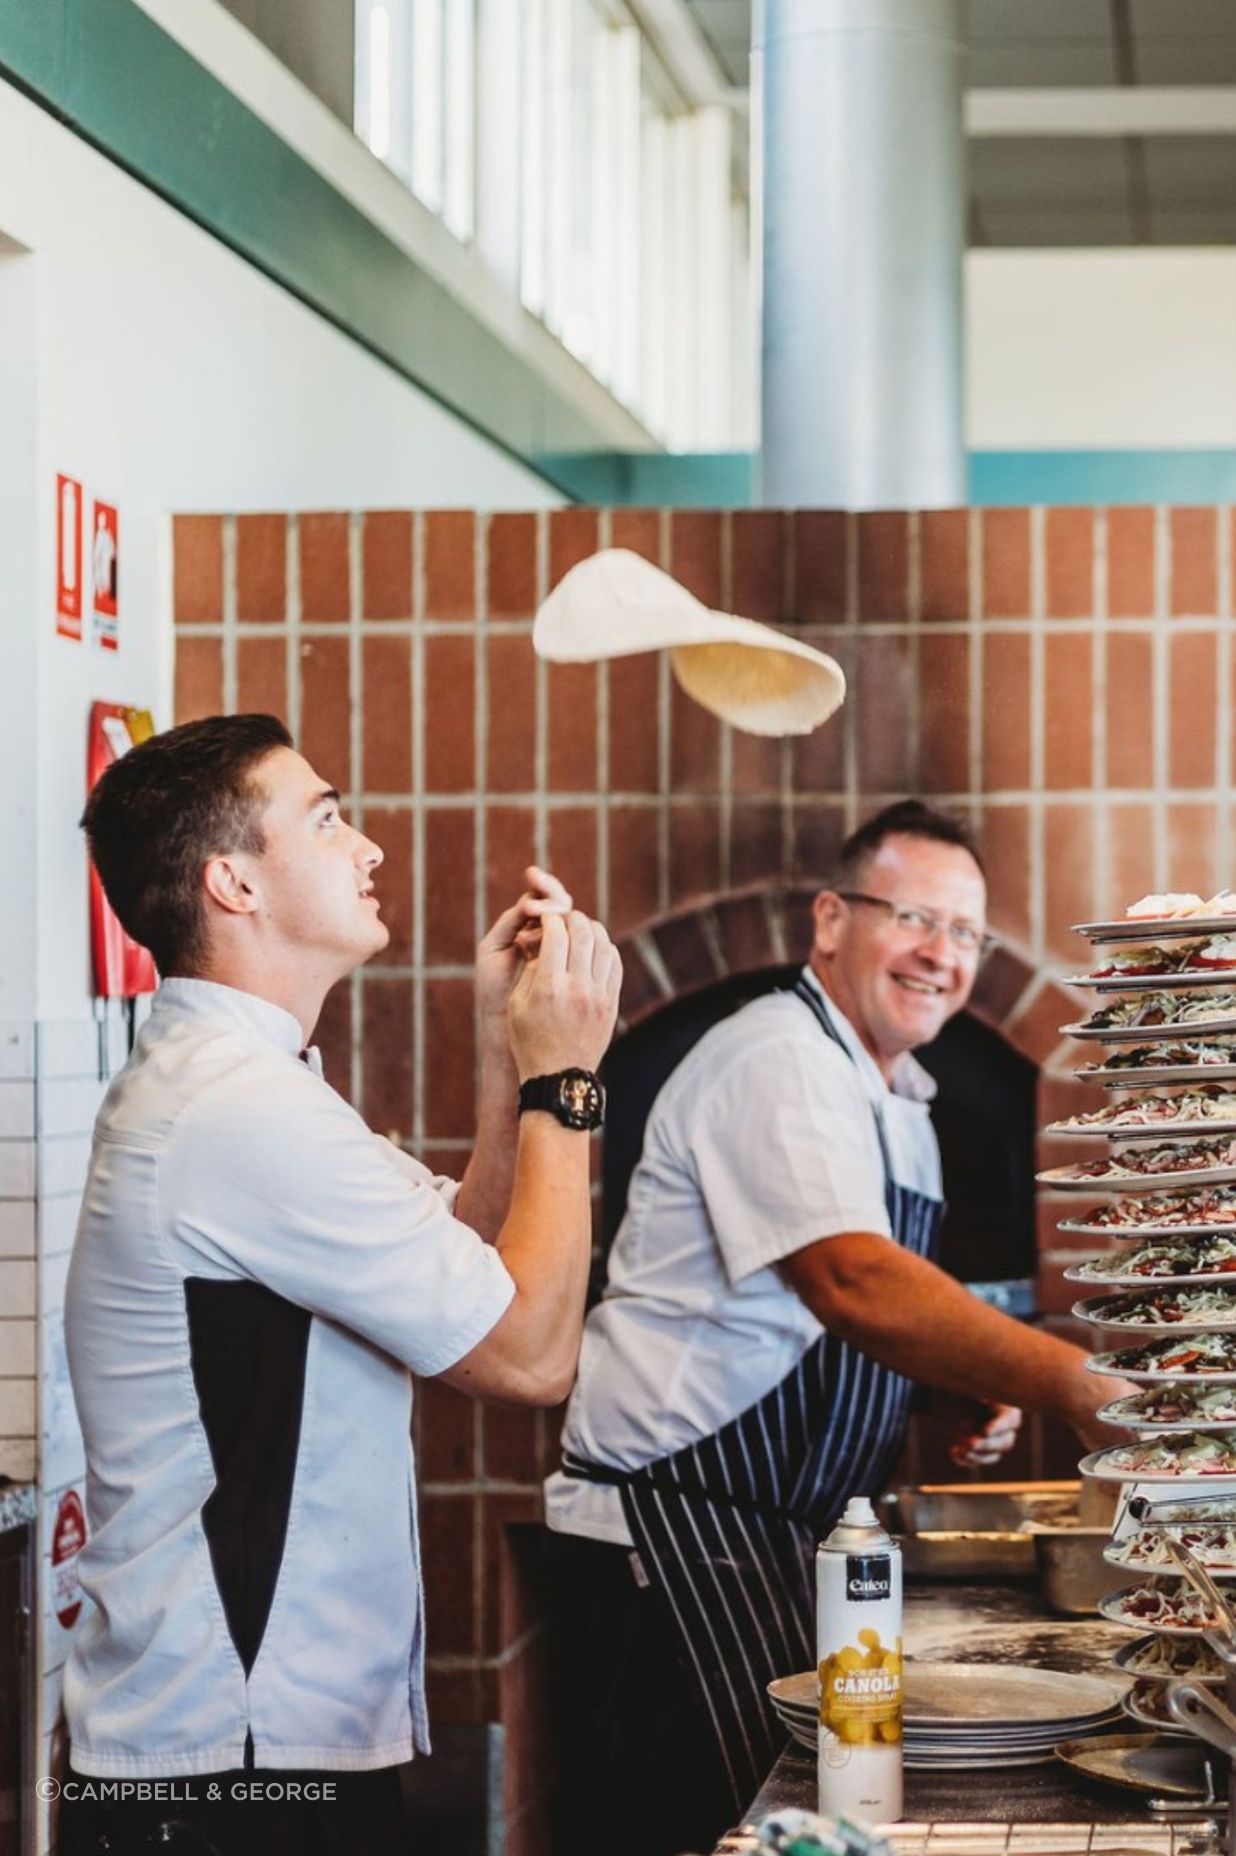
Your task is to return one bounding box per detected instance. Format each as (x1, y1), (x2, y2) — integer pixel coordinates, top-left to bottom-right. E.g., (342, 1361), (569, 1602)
(476, 866), (573, 1029)
(506, 911), (622, 1082)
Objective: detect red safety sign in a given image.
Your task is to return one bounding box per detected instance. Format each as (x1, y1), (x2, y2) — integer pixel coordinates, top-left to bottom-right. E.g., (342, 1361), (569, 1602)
(56, 474), (83, 640)
(92, 500), (119, 650)
(88, 704), (158, 999)
(52, 1489), (87, 1631)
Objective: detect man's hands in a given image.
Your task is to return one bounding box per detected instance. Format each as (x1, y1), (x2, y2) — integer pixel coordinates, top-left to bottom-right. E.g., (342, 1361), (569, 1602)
(507, 910), (622, 1083)
(477, 866), (622, 1079)
(948, 1400), (1022, 1469)
(476, 866), (574, 1030)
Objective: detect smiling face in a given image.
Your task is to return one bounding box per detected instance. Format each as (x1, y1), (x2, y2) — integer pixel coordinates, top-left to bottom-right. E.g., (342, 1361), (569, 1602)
(233, 746), (388, 978)
(811, 833), (987, 1075)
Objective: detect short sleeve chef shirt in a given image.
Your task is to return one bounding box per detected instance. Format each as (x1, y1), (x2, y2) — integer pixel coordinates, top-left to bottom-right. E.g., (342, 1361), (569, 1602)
(544, 970), (940, 1546)
(64, 979), (514, 1778)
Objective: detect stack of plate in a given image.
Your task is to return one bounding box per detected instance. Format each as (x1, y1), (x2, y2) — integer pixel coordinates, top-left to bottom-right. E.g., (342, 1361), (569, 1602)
(767, 1663), (1123, 1769)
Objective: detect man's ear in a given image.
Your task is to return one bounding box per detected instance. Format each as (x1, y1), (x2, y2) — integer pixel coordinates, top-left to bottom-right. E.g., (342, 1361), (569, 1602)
(811, 889), (845, 959)
(203, 854), (259, 919)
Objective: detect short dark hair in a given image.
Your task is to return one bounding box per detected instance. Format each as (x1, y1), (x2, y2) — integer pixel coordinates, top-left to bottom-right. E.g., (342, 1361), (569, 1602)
(82, 713), (293, 976)
(834, 799), (985, 887)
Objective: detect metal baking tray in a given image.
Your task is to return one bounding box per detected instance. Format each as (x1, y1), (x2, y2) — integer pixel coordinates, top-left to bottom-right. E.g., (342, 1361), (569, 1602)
(879, 1481), (1081, 1579)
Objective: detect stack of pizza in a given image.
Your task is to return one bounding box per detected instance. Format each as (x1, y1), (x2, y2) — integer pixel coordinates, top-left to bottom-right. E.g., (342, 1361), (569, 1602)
(1039, 890), (1236, 1732)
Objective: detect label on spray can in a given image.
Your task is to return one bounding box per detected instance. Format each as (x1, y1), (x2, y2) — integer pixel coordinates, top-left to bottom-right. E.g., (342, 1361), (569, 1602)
(817, 1500), (903, 1824)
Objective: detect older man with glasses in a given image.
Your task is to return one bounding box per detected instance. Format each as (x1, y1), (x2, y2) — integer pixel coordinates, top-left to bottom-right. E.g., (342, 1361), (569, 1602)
(544, 799), (1128, 1856)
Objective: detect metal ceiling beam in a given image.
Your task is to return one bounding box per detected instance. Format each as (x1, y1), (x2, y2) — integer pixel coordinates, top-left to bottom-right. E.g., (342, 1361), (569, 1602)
(622, 0), (733, 109)
(968, 86), (1236, 137)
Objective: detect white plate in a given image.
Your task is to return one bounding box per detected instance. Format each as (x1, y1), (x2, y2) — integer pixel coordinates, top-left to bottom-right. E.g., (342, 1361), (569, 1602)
(1074, 916), (1236, 943)
(1038, 1163), (1236, 1193)
(1111, 1634), (1225, 1684)
(1049, 1117), (1236, 1144)
(1068, 969), (1236, 993)
(1072, 1290), (1236, 1331)
(1065, 1015), (1236, 1043)
(1081, 1442), (1236, 1484)
(1083, 1063), (1236, 1089)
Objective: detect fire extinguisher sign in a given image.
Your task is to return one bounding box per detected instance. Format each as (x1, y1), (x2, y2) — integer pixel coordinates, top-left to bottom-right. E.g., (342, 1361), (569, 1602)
(56, 474), (83, 640)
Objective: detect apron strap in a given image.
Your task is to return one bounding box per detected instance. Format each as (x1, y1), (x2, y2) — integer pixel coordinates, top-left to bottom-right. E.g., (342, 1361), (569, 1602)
(792, 973), (896, 1181)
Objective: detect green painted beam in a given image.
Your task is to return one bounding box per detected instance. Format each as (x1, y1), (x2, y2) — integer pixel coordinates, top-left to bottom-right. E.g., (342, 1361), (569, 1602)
(538, 448), (1236, 508)
(0, 0), (635, 489)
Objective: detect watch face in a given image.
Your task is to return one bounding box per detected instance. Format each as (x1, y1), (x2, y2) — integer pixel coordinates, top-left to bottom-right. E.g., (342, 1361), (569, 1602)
(557, 1069), (604, 1129)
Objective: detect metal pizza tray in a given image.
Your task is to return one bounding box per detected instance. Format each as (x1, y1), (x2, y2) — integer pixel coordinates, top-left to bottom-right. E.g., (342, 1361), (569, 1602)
(1074, 914), (1236, 942)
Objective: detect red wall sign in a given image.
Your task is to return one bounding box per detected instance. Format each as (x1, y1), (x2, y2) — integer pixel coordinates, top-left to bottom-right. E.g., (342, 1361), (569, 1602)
(56, 474), (83, 640)
(52, 1489), (87, 1630)
(88, 704), (158, 998)
(92, 500), (119, 650)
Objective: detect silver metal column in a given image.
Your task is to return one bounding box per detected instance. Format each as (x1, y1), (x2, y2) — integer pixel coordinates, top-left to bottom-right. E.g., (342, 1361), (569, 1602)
(757, 0), (966, 509)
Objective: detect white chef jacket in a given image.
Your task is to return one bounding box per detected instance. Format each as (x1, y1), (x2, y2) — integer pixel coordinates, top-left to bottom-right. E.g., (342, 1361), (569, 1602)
(544, 970), (941, 1546)
(64, 978), (514, 1777)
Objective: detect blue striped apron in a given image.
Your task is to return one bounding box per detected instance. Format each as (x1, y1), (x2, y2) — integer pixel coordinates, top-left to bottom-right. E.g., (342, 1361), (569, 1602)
(565, 978), (943, 1813)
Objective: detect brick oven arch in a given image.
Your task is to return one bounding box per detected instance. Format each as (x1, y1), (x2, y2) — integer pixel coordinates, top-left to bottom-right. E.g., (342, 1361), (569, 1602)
(614, 883), (1082, 1083)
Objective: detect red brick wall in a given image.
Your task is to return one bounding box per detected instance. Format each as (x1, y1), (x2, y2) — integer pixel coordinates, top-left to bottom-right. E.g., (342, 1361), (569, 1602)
(172, 502), (1232, 1826)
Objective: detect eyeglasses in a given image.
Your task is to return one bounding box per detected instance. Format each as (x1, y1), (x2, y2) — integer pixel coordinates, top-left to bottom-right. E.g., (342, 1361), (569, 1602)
(836, 891), (997, 958)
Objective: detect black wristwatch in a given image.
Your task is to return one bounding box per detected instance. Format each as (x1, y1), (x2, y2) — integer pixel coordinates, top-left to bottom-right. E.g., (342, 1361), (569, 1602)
(518, 1068), (605, 1131)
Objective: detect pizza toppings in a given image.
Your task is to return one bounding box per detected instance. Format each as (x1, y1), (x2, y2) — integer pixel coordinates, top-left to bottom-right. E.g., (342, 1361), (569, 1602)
(1111, 1522), (1236, 1572)
(1196, 935), (1236, 969)
(1047, 1137), (1236, 1184)
(1089, 943), (1207, 980)
(1082, 992), (1236, 1034)
(1091, 1331), (1236, 1377)
(1086, 1039), (1236, 1074)
(1072, 1237), (1236, 1282)
(1052, 1087), (1236, 1135)
(1095, 1431), (1236, 1475)
(1070, 1188), (1236, 1233)
(1104, 1577), (1221, 1629)
(1126, 894), (1207, 920)
(1102, 1383), (1236, 1425)
(1121, 1634), (1226, 1679)
(1078, 1287), (1236, 1328)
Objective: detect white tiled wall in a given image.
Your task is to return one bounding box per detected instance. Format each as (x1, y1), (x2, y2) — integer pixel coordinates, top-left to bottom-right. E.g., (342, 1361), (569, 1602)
(0, 1018), (36, 1486)
(0, 1002), (134, 1853)
(35, 1009), (127, 1853)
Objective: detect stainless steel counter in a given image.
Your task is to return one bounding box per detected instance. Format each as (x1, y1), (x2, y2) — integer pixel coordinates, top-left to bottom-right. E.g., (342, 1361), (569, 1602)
(711, 1582), (1226, 1853)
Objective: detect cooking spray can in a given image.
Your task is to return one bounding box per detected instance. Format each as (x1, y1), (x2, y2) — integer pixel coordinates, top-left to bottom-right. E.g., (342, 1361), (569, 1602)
(816, 1496), (903, 1825)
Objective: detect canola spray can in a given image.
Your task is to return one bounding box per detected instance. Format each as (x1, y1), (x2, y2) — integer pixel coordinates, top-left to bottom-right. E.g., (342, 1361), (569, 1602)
(816, 1496), (903, 1826)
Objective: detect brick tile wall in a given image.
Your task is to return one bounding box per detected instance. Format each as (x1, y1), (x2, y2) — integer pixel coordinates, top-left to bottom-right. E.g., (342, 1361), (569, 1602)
(173, 501), (1234, 1800)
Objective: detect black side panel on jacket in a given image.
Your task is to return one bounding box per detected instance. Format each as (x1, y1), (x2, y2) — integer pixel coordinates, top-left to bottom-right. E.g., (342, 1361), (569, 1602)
(185, 1277), (311, 1674)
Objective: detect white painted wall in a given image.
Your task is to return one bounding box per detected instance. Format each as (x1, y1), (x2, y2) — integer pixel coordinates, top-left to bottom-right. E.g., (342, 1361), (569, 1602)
(966, 249), (1236, 450)
(0, 76), (559, 1023)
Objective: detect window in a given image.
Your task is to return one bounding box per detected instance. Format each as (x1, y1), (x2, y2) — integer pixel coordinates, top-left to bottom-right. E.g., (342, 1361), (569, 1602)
(355, 0), (754, 449)
(356, 0), (475, 241)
